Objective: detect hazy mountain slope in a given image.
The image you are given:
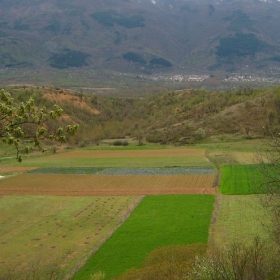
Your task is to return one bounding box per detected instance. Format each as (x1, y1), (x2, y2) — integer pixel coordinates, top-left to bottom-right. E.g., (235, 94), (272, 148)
(0, 0), (280, 80)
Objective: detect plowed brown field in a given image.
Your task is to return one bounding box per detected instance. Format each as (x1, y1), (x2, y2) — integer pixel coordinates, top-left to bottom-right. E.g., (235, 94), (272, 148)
(0, 174), (216, 195)
(46, 148), (205, 159)
(0, 167), (37, 173)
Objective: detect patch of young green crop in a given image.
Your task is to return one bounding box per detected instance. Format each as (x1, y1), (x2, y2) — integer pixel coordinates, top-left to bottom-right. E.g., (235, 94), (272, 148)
(219, 164), (265, 195)
(1, 156), (212, 168)
(73, 195), (215, 280)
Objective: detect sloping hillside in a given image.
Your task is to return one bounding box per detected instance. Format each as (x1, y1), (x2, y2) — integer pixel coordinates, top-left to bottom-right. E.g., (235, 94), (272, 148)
(5, 85), (280, 146)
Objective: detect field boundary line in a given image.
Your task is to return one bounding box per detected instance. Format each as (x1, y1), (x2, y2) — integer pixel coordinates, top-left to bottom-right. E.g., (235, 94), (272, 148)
(67, 195), (145, 280)
(208, 194), (222, 248)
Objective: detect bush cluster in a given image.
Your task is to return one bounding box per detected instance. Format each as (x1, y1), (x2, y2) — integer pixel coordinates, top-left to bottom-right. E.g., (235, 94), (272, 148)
(112, 140), (129, 146)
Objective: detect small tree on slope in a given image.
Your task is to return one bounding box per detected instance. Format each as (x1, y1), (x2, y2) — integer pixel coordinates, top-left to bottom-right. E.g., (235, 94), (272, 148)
(0, 89), (78, 162)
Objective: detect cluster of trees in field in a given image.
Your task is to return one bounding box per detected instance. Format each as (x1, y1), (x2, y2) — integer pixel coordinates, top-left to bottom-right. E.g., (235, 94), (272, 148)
(4, 85), (280, 147)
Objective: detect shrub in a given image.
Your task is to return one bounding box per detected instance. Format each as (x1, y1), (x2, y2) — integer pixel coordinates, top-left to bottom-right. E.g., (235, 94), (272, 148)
(190, 238), (280, 280)
(112, 140), (129, 146)
(149, 57), (172, 67)
(123, 52), (146, 64)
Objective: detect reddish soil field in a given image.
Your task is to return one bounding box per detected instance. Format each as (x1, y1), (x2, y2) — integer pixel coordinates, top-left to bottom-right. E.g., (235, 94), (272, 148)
(46, 148), (206, 159)
(0, 174), (216, 196)
(0, 167), (37, 173)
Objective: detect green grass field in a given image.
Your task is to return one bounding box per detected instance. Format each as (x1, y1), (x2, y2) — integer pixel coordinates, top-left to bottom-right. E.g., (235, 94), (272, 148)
(0, 146), (211, 169)
(0, 156), (212, 169)
(219, 164), (265, 194)
(73, 195), (215, 280)
(210, 195), (271, 248)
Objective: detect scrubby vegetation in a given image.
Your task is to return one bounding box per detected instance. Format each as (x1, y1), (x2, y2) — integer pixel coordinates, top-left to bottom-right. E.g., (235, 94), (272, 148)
(4, 85), (280, 148)
(122, 52), (146, 64)
(216, 33), (263, 57)
(149, 57), (172, 67)
(92, 11), (145, 28)
(115, 239), (280, 280)
(49, 48), (90, 69)
(223, 10), (255, 32)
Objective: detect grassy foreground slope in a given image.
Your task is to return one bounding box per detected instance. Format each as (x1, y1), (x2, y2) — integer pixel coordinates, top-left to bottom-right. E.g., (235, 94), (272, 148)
(73, 195), (215, 280)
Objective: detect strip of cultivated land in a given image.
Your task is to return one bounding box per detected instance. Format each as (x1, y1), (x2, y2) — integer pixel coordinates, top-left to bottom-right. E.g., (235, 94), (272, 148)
(0, 174), (216, 195)
(73, 195), (215, 280)
(47, 148), (206, 159)
(0, 148), (212, 168)
(26, 167), (216, 175)
(0, 195), (141, 278)
(219, 164), (264, 194)
(210, 195), (271, 248)
(0, 167), (37, 173)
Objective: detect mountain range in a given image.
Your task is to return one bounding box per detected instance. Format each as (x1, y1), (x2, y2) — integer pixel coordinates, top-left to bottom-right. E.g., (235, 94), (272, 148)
(1, 0), (280, 84)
